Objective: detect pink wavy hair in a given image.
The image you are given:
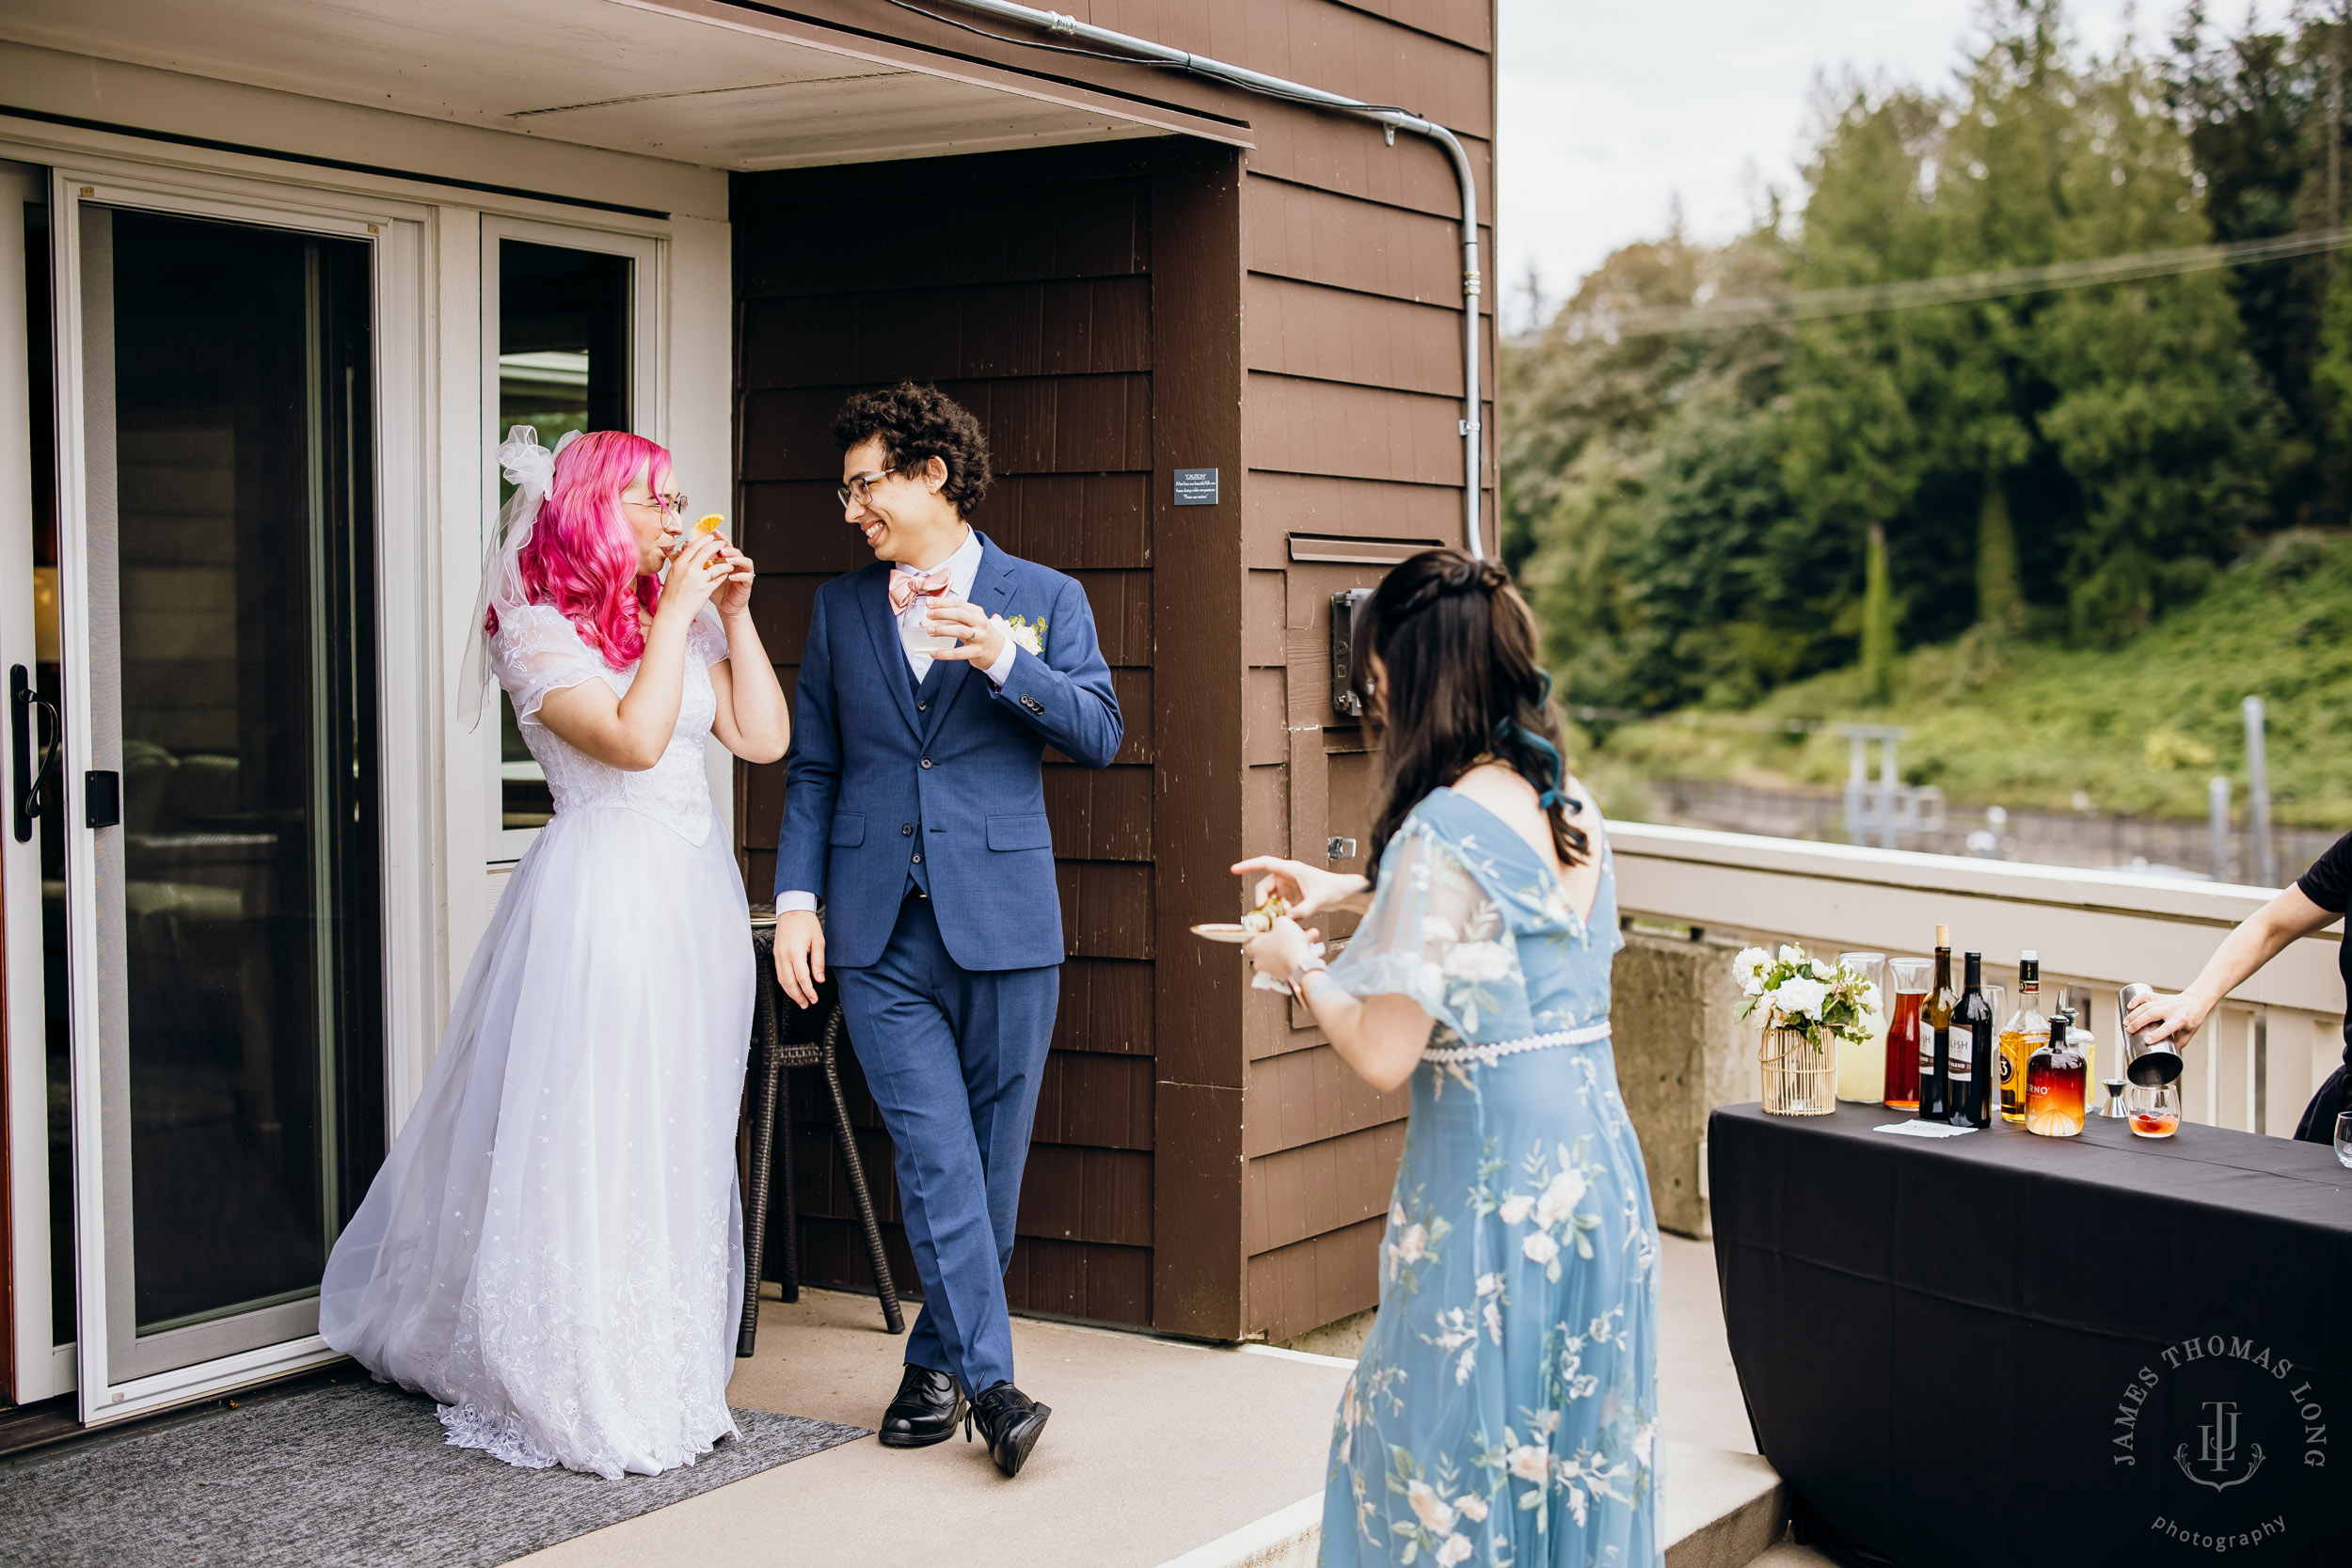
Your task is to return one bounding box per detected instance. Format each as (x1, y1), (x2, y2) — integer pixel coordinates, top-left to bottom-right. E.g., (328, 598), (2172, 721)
(490, 430), (673, 668)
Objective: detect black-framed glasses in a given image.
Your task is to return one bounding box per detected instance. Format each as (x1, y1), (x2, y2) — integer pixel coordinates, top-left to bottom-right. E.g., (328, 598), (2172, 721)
(837, 467), (906, 508)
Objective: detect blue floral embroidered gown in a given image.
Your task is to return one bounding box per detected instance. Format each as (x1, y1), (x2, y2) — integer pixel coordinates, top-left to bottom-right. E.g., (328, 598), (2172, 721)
(1320, 787), (1661, 1568)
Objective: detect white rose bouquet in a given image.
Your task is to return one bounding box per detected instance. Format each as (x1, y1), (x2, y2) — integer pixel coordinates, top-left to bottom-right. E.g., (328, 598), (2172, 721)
(1731, 942), (1877, 1051)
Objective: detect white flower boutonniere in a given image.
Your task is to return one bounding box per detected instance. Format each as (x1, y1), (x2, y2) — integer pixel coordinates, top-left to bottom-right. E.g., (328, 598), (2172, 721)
(994, 613), (1045, 657)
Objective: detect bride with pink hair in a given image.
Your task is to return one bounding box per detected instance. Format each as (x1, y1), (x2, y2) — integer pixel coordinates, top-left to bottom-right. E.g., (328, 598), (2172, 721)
(322, 427), (789, 1478)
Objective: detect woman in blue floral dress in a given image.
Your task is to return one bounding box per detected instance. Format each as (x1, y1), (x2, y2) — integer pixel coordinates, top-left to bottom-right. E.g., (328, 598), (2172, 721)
(1238, 550), (1660, 1568)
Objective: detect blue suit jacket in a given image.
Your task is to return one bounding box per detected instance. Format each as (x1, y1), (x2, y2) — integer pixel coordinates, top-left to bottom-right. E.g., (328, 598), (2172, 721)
(775, 533), (1122, 971)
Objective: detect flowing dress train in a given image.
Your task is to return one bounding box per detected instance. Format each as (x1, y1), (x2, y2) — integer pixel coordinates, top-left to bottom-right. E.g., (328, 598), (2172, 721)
(322, 602), (751, 1479)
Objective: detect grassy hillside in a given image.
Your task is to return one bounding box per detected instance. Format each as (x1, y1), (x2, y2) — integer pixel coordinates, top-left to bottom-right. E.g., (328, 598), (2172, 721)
(1576, 531), (2352, 829)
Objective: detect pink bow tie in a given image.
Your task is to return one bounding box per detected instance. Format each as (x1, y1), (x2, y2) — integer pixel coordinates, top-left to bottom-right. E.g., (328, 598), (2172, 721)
(887, 565), (952, 614)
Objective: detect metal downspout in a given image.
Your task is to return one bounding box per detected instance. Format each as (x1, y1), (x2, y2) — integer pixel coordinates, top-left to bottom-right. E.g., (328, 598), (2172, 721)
(932, 0), (1486, 558)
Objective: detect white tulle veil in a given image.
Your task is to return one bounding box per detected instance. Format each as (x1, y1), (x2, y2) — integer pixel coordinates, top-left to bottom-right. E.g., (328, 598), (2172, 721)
(461, 424), (582, 728)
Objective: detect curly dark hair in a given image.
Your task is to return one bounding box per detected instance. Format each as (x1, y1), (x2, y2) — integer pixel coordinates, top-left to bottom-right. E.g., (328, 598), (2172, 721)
(831, 382), (993, 517)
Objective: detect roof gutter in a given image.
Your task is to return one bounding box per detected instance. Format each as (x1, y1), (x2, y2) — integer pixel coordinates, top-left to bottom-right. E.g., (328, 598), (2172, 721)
(929, 0), (1486, 558)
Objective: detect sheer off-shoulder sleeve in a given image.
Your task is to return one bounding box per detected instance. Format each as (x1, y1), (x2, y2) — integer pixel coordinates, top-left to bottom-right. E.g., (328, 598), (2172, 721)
(490, 603), (614, 724)
(688, 606), (730, 669)
(1327, 818), (1535, 1042)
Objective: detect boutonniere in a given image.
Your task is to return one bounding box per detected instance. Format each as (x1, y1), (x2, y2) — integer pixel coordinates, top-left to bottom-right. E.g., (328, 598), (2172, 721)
(995, 614), (1046, 657)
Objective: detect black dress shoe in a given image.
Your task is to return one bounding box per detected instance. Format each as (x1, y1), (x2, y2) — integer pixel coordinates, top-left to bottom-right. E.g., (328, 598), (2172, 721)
(878, 1364), (966, 1449)
(966, 1381), (1051, 1477)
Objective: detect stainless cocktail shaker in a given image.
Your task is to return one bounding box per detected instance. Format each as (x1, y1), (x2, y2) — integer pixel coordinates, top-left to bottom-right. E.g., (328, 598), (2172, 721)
(2117, 982), (2185, 1087)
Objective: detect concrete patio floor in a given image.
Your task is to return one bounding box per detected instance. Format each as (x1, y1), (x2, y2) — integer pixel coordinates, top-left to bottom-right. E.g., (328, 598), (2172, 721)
(516, 1234), (1785, 1568)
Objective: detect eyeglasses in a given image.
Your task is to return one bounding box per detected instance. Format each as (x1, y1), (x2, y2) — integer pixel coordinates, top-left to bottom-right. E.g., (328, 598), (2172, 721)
(622, 491), (689, 515)
(837, 467), (907, 509)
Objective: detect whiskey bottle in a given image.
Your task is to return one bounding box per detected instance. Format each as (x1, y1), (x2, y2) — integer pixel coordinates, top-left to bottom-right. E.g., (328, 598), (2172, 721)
(1955, 951), (1994, 1127)
(1920, 927), (1954, 1121)
(2026, 1006), (2088, 1136)
(1997, 953), (2049, 1124)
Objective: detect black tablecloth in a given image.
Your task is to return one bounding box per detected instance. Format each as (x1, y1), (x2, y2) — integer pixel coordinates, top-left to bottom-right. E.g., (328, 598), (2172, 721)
(1708, 1103), (2351, 1568)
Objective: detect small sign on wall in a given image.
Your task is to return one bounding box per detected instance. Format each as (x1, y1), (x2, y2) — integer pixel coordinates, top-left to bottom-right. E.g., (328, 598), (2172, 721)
(1172, 467), (1218, 506)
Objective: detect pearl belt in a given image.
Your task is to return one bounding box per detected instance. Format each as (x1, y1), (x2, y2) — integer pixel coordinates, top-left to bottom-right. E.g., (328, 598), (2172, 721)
(1422, 1020), (1613, 1067)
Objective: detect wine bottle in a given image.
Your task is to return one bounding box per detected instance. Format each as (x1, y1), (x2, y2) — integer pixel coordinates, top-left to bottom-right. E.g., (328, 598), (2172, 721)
(1956, 950), (1994, 1128)
(1920, 925), (1953, 1121)
(1997, 952), (2048, 1124)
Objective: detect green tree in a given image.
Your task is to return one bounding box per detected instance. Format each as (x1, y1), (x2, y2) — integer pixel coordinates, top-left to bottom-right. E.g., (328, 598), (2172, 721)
(2030, 45), (2280, 635)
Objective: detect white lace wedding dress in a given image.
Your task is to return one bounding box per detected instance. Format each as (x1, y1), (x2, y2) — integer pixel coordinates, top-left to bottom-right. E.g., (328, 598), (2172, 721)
(322, 601), (752, 1479)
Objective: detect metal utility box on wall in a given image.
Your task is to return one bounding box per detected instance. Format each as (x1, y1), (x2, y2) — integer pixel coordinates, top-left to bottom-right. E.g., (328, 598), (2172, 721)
(1328, 588), (1372, 719)
(732, 0), (1497, 1348)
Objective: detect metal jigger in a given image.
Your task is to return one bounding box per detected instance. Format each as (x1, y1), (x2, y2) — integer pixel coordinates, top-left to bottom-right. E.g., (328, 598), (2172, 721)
(2117, 982), (2185, 1087)
(2102, 1078), (2129, 1118)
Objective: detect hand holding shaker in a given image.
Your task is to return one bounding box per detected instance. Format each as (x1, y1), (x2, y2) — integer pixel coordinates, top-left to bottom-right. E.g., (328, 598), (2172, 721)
(2117, 982), (2185, 1086)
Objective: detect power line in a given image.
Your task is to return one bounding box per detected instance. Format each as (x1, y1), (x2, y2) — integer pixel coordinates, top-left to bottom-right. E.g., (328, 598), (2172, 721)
(1565, 224), (2352, 341)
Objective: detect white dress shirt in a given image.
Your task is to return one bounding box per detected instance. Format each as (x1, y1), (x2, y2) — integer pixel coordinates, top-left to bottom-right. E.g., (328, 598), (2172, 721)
(778, 528), (1018, 916)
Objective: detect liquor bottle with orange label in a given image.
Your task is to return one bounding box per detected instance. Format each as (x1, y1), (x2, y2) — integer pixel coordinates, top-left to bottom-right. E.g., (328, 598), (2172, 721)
(2025, 1007), (2089, 1136)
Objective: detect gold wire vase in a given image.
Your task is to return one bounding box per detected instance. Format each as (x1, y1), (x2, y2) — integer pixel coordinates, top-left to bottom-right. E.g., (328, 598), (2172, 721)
(1760, 1022), (1838, 1117)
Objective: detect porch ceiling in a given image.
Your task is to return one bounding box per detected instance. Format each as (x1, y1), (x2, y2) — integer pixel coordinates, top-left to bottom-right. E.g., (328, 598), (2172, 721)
(0, 0), (1238, 171)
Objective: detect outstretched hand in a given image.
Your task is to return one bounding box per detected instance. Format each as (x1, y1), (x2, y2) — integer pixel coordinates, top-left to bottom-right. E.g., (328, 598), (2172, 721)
(1230, 855), (1365, 920)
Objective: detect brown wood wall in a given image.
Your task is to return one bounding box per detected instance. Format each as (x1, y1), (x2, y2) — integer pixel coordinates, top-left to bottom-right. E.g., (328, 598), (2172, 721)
(734, 137), (1244, 1334)
(731, 0), (1496, 1345)
(1226, 0), (1497, 1344)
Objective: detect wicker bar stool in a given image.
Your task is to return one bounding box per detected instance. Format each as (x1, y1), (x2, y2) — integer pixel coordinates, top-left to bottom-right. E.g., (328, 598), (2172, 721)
(739, 917), (904, 1357)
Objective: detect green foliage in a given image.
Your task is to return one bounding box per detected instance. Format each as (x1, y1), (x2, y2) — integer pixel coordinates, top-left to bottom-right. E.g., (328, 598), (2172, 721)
(1861, 524), (1897, 700)
(1976, 480), (2023, 632)
(1582, 532), (2352, 829)
(1505, 0), (2314, 720)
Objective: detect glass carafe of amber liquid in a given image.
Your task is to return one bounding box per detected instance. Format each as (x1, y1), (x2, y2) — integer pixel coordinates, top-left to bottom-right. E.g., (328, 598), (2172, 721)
(1883, 958), (1932, 1114)
(2024, 1025), (2087, 1136)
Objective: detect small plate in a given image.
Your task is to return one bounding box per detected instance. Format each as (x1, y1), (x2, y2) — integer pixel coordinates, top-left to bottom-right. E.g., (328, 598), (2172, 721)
(1190, 923), (1257, 944)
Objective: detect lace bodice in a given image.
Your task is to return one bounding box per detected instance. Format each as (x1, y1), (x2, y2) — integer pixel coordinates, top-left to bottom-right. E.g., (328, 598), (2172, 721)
(1328, 786), (1621, 1055)
(490, 601), (729, 846)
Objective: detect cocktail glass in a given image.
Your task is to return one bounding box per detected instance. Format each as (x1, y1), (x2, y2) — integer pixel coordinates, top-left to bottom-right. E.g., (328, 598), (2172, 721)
(2129, 1082), (2181, 1139)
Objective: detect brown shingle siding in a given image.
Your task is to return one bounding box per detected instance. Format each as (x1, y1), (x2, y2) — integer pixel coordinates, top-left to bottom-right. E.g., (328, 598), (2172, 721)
(739, 1), (1495, 1345)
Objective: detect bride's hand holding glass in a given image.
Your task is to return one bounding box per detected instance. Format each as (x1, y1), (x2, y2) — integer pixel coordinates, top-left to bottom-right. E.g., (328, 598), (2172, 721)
(658, 532), (731, 620)
(705, 538), (755, 620)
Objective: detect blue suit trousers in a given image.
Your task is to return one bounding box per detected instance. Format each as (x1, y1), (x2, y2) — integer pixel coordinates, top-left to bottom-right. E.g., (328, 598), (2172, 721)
(835, 892), (1057, 1394)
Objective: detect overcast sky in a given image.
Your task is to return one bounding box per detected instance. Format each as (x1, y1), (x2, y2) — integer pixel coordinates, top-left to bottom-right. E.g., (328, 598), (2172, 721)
(1495, 0), (2296, 329)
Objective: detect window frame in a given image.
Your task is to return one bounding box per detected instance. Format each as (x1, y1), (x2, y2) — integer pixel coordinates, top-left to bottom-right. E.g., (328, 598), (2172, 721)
(477, 215), (662, 863)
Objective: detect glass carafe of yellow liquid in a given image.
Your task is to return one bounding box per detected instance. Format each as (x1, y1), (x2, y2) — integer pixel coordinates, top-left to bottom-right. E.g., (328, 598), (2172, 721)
(1836, 952), (1888, 1103)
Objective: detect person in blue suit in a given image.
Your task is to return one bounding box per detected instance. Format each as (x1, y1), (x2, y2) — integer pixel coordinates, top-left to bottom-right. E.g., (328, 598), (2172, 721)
(771, 383), (1121, 1478)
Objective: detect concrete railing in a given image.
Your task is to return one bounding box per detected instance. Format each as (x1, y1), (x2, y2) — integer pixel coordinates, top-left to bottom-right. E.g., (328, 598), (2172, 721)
(1605, 822), (2345, 1235)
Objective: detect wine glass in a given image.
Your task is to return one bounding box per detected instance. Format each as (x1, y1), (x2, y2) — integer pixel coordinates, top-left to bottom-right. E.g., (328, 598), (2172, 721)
(2130, 1082), (2181, 1139)
(2334, 1110), (2352, 1169)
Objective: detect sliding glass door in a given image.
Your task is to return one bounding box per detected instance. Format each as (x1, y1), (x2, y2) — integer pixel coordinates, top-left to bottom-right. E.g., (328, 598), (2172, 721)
(10, 173), (405, 1420)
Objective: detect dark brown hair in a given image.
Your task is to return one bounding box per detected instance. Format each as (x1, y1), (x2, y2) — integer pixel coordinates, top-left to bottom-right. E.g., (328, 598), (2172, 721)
(1351, 548), (1588, 883)
(832, 381), (993, 516)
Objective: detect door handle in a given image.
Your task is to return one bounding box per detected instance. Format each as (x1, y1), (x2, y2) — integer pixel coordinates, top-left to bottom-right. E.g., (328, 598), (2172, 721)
(10, 664), (59, 844)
